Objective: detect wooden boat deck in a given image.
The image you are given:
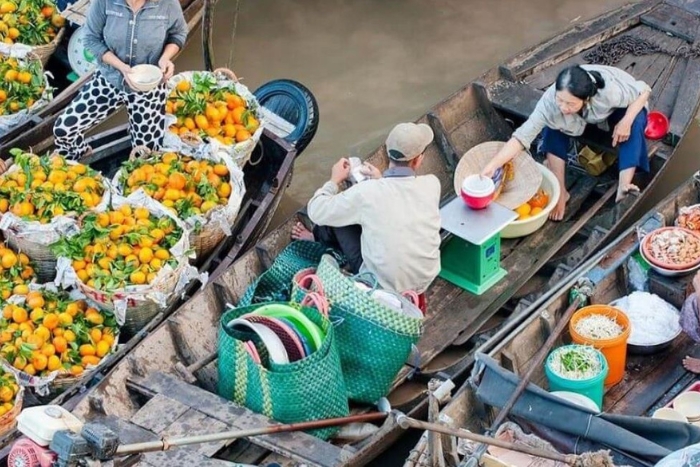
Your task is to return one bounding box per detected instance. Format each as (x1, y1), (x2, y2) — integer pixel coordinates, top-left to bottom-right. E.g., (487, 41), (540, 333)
(34, 2), (700, 466)
(409, 174), (700, 466)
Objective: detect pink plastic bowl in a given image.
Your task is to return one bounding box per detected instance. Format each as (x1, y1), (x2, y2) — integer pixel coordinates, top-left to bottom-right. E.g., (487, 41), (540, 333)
(461, 175), (495, 210)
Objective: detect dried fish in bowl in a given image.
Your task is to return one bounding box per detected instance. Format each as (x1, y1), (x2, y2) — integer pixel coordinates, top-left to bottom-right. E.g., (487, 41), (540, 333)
(676, 204), (700, 231)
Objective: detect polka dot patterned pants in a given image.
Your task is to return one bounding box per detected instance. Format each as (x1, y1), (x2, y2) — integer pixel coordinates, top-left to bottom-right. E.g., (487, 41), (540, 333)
(53, 72), (167, 159)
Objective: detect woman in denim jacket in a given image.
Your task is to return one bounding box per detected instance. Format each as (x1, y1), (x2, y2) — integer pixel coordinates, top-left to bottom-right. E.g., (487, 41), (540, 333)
(53, 0), (188, 159)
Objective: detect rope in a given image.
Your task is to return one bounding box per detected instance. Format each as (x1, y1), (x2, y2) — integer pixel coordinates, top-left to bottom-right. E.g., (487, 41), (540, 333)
(584, 35), (700, 66)
(227, 0), (242, 69)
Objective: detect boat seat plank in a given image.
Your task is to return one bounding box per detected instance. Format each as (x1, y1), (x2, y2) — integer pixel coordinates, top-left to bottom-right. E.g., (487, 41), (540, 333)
(640, 3), (699, 42)
(158, 408), (230, 457)
(606, 333), (696, 415)
(129, 393), (190, 436)
(488, 81), (542, 122)
(140, 451), (237, 467)
(505, 1), (657, 77)
(126, 372), (347, 467)
(653, 58), (687, 119)
(669, 56), (700, 139)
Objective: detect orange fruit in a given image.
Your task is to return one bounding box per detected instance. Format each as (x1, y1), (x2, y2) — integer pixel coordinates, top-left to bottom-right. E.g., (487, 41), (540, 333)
(530, 207), (544, 216)
(235, 129), (252, 142)
(515, 204), (531, 217)
(176, 80), (191, 92)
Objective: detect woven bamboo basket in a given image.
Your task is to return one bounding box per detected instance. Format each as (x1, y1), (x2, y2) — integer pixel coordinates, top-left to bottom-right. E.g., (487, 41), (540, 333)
(75, 259), (187, 336)
(28, 27), (65, 66)
(114, 145), (244, 263)
(1, 159), (109, 282)
(0, 380), (23, 436)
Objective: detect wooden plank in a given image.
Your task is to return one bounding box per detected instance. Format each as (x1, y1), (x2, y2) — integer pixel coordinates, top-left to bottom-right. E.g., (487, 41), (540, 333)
(130, 393), (190, 435)
(668, 0), (700, 15)
(653, 57), (687, 116)
(488, 80), (543, 121)
(669, 56), (700, 139)
(126, 372), (346, 467)
(607, 334), (696, 415)
(641, 3), (698, 42)
(505, 1), (658, 78)
(160, 408), (229, 457)
(140, 451), (236, 467)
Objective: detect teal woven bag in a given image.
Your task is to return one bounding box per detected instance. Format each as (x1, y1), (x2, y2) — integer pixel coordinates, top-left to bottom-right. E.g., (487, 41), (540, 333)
(217, 302), (349, 439)
(238, 241), (331, 307)
(312, 255), (423, 404)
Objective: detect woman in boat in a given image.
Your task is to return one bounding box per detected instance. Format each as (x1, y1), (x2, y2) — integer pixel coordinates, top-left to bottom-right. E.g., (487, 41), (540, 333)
(681, 271), (700, 373)
(481, 65), (651, 221)
(52, 0), (188, 159)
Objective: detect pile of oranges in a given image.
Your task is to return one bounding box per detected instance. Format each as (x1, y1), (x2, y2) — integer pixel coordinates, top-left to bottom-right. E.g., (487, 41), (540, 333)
(0, 367), (19, 417)
(0, 244), (35, 302)
(0, 55), (45, 116)
(118, 151), (232, 222)
(0, 288), (117, 378)
(0, 0), (65, 46)
(166, 73), (260, 146)
(50, 204), (182, 290)
(0, 152), (104, 223)
(515, 189), (550, 220)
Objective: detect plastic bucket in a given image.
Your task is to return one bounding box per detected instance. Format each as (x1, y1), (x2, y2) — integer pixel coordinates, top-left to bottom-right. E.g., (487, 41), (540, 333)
(545, 345), (608, 410)
(569, 305), (630, 386)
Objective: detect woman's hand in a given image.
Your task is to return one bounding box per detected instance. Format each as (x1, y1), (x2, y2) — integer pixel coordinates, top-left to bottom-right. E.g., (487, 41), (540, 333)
(118, 64), (138, 91)
(331, 158), (351, 185)
(158, 57), (175, 81)
(480, 163), (497, 179)
(612, 117), (633, 147)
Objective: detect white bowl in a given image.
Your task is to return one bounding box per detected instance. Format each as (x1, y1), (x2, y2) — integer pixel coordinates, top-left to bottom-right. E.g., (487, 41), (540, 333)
(128, 64), (163, 92)
(461, 175), (495, 197)
(652, 408), (688, 423)
(500, 163), (561, 239)
(673, 391), (700, 420)
(550, 391), (600, 412)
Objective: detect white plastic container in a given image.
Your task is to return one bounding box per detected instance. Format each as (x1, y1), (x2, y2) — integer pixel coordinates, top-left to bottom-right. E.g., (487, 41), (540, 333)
(129, 64), (163, 92)
(16, 405), (83, 446)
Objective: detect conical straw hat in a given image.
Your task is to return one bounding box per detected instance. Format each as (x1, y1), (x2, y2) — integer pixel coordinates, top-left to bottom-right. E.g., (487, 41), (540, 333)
(453, 141), (543, 209)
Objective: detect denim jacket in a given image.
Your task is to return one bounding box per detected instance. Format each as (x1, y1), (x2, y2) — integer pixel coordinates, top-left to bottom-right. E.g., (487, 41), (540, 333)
(83, 0), (188, 90)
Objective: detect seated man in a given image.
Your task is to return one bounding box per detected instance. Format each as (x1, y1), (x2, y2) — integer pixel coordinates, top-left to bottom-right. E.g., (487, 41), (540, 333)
(291, 122), (441, 300)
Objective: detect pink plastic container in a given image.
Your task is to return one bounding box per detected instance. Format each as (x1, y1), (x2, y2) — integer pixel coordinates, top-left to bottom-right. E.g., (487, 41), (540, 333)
(461, 175), (495, 210)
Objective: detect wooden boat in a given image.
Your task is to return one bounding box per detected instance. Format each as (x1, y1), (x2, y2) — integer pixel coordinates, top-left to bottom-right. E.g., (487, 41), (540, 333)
(405, 172), (700, 467)
(11, 0), (700, 465)
(0, 114), (305, 455)
(0, 0), (205, 156)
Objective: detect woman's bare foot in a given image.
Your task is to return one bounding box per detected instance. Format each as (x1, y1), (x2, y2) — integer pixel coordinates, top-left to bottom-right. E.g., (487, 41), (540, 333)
(549, 190), (570, 221)
(683, 356), (700, 374)
(291, 221), (315, 241)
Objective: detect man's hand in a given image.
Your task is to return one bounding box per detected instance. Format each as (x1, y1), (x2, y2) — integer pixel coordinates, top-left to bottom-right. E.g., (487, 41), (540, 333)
(359, 162), (382, 180)
(331, 158), (351, 185)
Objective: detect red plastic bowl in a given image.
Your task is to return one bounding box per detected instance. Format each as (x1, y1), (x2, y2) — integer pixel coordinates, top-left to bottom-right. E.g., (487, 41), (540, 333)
(461, 175), (495, 210)
(645, 111), (669, 140)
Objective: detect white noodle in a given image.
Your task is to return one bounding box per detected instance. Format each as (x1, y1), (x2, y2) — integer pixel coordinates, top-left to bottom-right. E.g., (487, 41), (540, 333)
(574, 314), (623, 340)
(548, 346), (602, 381)
(612, 292), (681, 346)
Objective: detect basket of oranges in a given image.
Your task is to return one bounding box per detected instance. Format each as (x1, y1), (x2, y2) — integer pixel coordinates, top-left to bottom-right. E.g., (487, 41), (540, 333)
(113, 146), (245, 260)
(0, 286), (118, 397)
(0, 51), (52, 135)
(0, 151), (109, 282)
(0, 242), (36, 304)
(0, 363), (22, 434)
(163, 68), (264, 167)
(51, 193), (200, 336)
(0, 0), (66, 65)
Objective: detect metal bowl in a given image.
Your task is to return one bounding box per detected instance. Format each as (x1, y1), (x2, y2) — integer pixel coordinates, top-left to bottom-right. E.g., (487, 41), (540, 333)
(609, 298), (682, 354)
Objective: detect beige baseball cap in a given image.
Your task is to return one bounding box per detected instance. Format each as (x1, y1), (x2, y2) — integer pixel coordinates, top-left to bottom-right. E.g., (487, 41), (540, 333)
(385, 123), (434, 161)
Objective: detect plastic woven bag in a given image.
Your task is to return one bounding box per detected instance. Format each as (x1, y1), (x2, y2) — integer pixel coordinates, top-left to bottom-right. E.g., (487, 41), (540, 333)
(217, 302), (349, 439)
(312, 255), (423, 403)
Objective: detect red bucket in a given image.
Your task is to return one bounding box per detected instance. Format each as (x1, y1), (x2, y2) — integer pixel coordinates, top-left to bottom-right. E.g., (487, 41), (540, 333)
(645, 111), (669, 140)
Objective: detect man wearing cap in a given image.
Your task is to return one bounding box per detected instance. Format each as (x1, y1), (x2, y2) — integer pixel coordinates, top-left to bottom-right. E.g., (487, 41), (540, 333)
(291, 122), (441, 299)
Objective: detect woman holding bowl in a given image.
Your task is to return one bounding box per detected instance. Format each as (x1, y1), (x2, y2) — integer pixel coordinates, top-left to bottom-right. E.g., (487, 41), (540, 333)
(53, 0), (188, 159)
